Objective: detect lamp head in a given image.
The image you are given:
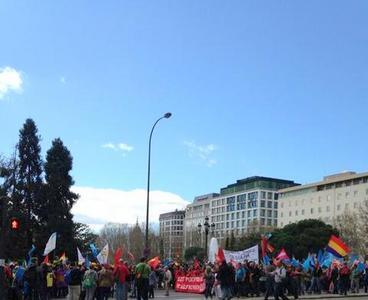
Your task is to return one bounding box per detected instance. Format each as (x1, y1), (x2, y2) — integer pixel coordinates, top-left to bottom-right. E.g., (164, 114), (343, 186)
(164, 112), (172, 118)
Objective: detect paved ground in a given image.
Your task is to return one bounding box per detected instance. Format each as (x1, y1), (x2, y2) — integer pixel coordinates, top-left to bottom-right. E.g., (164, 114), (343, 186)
(53, 290), (368, 300)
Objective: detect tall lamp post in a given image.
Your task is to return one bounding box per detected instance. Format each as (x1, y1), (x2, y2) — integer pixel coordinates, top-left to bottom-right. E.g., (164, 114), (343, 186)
(145, 112), (172, 256)
(198, 216), (215, 259)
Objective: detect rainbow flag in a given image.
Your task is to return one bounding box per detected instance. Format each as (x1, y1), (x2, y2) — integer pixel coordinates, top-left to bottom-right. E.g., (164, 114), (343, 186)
(326, 235), (350, 258)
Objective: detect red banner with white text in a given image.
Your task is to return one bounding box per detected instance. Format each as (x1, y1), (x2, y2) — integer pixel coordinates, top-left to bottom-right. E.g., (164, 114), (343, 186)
(175, 276), (205, 294)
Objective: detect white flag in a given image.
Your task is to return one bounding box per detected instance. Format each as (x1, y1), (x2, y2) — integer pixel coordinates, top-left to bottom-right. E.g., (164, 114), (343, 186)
(97, 244), (109, 265)
(77, 247), (85, 265)
(43, 232), (57, 256)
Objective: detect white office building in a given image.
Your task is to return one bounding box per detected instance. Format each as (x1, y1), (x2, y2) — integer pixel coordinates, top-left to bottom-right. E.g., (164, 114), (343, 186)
(278, 171), (368, 227)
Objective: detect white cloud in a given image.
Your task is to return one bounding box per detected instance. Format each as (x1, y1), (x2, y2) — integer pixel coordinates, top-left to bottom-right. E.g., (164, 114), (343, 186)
(0, 66), (23, 99)
(184, 141), (218, 167)
(102, 142), (134, 155)
(72, 186), (189, 232)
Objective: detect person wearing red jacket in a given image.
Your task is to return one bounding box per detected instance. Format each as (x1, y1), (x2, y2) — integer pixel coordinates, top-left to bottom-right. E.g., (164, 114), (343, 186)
(114, 259), (130, 300)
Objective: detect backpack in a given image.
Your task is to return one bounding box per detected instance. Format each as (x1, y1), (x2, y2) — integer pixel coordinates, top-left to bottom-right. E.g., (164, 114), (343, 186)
(83, 272), (96, 289)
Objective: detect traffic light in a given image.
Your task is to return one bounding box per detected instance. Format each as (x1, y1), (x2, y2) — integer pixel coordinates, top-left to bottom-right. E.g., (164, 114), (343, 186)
(10, 217), (20, 231)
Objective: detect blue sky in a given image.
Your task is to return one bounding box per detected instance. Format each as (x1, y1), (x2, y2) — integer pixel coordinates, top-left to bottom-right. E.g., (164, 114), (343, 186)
(1, 1), (367, 228)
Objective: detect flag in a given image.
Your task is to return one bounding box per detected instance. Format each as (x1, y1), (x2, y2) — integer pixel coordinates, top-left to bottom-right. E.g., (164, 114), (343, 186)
(215, 247), (226, 263)
(291, 257), (300, 268)
(263, 255), (270, 265)
(43, 232), (57, 256)
(302, 255), (312, 271)
(326, 235), (350, 258)
(317, 250), (324, 265)
(114, 247), (123, 266)
(43, 255), (49, 264)
(276, 248), (290, 261)
(77, 247), (85, 265)
(97, 244), (109, 265)
(59, 252), (67, 263)
(85, 255), (91, 269)
(90, 244), (99, 258)
(27, 244), (36, 266)
(148, 256), (161, 269)
(127, 251), (135, 261)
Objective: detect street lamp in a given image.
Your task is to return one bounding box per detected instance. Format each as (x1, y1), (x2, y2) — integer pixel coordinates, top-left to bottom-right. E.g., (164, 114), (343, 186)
(198, 216), (215, 259)
(145, 112), (172, 256)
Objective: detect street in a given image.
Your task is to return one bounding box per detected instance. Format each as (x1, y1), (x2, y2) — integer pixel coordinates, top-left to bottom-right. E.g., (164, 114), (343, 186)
(53, 290), (368, 300)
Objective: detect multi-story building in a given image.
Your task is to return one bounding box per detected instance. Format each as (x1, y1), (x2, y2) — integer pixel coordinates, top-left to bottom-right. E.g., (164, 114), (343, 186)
(278, 171), (368, 228)
(183, 193), (218, 249)
(210, 176), (298, 244)
(159, 210), (185, 258)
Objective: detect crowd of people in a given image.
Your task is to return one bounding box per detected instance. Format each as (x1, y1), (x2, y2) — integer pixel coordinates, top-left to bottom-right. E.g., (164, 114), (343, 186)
(0, 255), (368, 300)
(201, 258), (368, 300)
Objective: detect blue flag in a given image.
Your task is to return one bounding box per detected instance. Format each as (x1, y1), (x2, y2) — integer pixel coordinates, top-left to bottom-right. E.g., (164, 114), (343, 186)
(303, 255), (312, 271)
(90, 244), (99, 258)
(291, 257), (300, 268)
(317, 250), (324, 265)
(85, 255), (91, 269)
(263, 255), (271, 266)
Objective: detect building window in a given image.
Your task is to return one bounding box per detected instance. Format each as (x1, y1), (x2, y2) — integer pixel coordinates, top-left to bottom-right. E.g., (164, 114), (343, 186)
(354, 191), (358, 197)
(274, 211), (278, 218)
(337, 204), (340, 211)
(311, 208), (314, 214)
(261, 200), (266, 208)
(354, 202), (358, 209)
(247, 211), (251, 217)
(346, 192), (350, 198)
(267, 210), (272, 218)
(318, 207), (322, 213)
(274, 202), (278, 209)
(260, 218), (265, 225)
(295, 210), (298, 216)
(327, 195), (331, 201)
(274, 193), (279, 200)
(289, 211), (292, 217)
(280, 212), (283, 217)
(260, 209), (265, 217)
(267, 201), (272, 208)
(326, 206), (330, 212)
(267, 192), (273, 200)
(280, 222), (284, 227)
(267, 219), (272, 226)
(261, 191), (266, 199)
(345, 203), (349, 210)
(236, 212), (240, 219)
(242, 211), (245, 218)
(253, 210), (258, 217)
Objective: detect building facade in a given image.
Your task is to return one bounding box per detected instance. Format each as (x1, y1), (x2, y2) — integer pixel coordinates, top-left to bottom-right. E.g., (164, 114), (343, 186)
(209, 176), (298, 244)
(183, 194), (217, 249)
(278, 171), (368, 227)
(183, 176), (298, 248)
(159, 209), (185, 258)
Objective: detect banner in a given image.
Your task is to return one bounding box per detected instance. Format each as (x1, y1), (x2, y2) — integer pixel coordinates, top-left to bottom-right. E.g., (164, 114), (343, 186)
(175, 276), (205, 294)
(224, 245), (259, 263)
(97, 244), (109, 265)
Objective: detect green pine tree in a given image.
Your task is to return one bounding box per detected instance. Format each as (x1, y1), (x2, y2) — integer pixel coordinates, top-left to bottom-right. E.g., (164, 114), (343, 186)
(37, 138), (79, 260)
(17, 119), (43, 251)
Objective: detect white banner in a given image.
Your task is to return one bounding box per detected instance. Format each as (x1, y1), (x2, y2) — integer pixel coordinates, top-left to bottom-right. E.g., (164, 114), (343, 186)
(224, 245), (259, 263)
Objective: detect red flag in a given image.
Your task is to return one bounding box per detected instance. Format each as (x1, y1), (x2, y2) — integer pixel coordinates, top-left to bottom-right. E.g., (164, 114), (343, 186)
(114, 247), (123, 266)
(43, 255), (49, 264)
(276, 248), (289, 260)
(148, 256), (161, 269)
(261, 237), (268, 257)
(267, 243), (275, 253)
(216, 248), (226, 263)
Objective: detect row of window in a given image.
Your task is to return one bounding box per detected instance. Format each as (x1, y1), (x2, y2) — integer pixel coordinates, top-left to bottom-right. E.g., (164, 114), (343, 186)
(280, 190), (368, 208)
(212, 199), (278, 214)
(281, 202), (362, 218)
(212, 191), (279, 207)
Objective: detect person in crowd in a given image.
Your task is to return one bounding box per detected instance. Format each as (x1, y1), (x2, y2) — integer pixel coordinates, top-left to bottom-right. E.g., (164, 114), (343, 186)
(164, 266), (172, 297)
(98, 264), (114, 300)
(272, 260), (289, 300)
(67, 262), (83, 300)
(350, 263), (361, 294)
(83, 265), (98, 300)
(148, 267), (157, 298)
(308, 260), (322, 294)
(263, 264), (275, 300)
(216, 259), (233, 300)
(24, 257), (40, 300)
(204, 266), (215, 300)
(339, 262), (351, 296)
(114, 259), (130, 300)
(135, 257), (150, 300)
(234, 263), (245, 298)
